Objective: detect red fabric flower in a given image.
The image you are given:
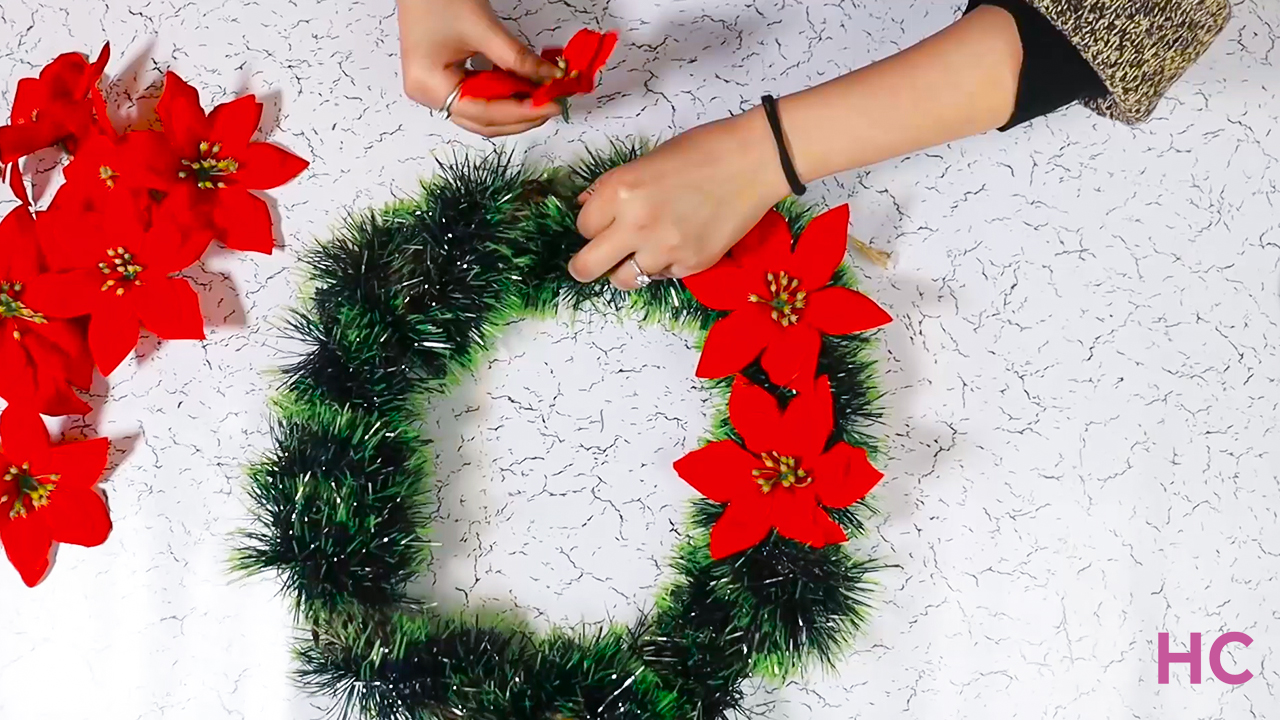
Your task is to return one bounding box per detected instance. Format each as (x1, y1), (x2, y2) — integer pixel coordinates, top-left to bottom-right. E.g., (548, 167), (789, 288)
(459, 29), (618, 106)
(0, 404), (111, 587)
(684, 205), (892, 389)
(24, 199), (206, 376)
(128, 72), (308, 254)
(0, 206), (93, 416)
(673, 376), (883, 559)
(0, 44), (113, 166)
(55, 133), (157, 214)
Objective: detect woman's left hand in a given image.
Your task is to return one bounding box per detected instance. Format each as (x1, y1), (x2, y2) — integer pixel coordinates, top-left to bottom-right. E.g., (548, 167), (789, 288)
(570, 107), (791, 289)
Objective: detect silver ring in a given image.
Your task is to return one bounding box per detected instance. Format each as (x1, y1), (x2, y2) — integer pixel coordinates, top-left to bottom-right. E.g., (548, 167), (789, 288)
(629, 256), (652, 288)
(440, 82), (464, 120)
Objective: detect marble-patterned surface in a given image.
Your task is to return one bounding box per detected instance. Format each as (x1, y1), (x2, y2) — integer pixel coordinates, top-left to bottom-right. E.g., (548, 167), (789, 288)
(2, 0), (1278, 718)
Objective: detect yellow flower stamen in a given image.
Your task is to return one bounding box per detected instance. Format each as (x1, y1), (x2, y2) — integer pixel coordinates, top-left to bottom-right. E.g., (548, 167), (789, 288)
(751, 452), (812, 493)
(747, 271), (807, 327)
(4, 463), (60, 519)
(0, 281), (48, 325)
(97, 247), (145, 294)
(181, 140), (239, 189)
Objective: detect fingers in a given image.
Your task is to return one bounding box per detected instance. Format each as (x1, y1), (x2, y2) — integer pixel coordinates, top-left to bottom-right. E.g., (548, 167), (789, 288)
(450, 96), (561, 127)
(476, 22), (563, 82)
(403, 63), (558, 136)
(575, 181), (617, 241)
(609, 247), (670, 291)
(403, 60), (466, 113)
(569, 225), (634, 283)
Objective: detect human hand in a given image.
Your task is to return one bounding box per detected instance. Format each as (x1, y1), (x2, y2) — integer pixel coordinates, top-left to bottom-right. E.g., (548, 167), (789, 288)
(396, 0), (563, 137)
(570, 107), (794, 289)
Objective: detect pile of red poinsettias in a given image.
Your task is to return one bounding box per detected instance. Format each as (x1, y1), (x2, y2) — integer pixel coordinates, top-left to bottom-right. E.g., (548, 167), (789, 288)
(675, 206), (893, 559)
(0, 44), (307, 587)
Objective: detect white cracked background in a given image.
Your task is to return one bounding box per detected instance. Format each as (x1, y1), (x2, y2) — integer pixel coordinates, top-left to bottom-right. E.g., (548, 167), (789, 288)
(1, 1), (1278, 719)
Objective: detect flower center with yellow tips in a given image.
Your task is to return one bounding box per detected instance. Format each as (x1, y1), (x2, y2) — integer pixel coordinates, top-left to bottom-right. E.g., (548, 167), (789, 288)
(2, 463), (60, 520)
(99, 165), (119, 188)
(554, 57), (579, 80)
(0, 281), (47, 341)
(179, 141), (239, 189)
(747, 271), (807, 327)
(97, 247), (145, 296)
(752, 451), (812, 493)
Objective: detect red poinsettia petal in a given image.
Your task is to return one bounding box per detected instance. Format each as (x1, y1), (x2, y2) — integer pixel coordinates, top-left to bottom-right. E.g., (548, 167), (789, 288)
(561, 29), (618, 76)
(156, 72), (208, 156)
(0, 122), (64, 165)
(760, 321), (820, 390)
(0, 205), (40, 280)
(673, 440), (761, 504)
(804, 286), (892, 335)
(27, 319), (92, 389)
(234, 142), (309, 190)
(458, 70), (538, 101)
(135, 277), (205, 340)
(0, 517), (54, 587)
(207, 95), (263, 154)
(213, 189), (275, 254)
(772, 490), (846, 548)
(31, 359), (91, 418)
(33, 204), (116, 272)
(729, 209), (793, 275)
(8, 161), (31, 207)
(695, 305), (779, 379)
(811, 443), (883, 510)
(120, 131), (181, 190)
(589, 31), (619, 74)
(43, 437), (110, 489)
(83, 44), (111, 94)
(727, 375), (785, 455)
(21, 270), (103, 319)
(778, 375), (833, 460)
(681, 259), (752, 311)
(61, 133), (116, 185)
(88, 306), (140, 376)
(8, 77), (45, 124)
(88, 84), (115, 141)
(41, 488), (111, 548)
(0, 403), (51, 457)
(709, 497), (773, 560)
(0, 333), (37, 407)
(789, 205), (849, 290)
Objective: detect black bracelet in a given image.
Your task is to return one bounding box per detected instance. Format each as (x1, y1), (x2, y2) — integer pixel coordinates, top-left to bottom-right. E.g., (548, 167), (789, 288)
(760, 94), (806, 197)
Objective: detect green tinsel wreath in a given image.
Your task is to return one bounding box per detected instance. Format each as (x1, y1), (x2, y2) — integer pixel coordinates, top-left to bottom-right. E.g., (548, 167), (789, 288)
(234, 143), (886, 720)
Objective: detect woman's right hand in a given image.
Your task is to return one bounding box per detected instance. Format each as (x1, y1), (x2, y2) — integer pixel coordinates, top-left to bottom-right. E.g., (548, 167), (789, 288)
(396, 0), (564, 137)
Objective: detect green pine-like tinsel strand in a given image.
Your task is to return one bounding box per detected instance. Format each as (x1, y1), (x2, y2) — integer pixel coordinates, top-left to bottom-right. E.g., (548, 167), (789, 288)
(234, 144), (887, 720)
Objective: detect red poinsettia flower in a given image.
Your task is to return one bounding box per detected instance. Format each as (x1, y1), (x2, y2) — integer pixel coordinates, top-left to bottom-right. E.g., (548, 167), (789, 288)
(24, 199), (206, 376)
(684, 205), (892, 389)
(0, 404), (110, 587)
(0, 206), (93, 416)
(459, 29), (618, 106)
(673, 376), (883, 559)
(55, 133), (157, 214)
(0, 44), (113, 166)
(126, 72), (309, 254)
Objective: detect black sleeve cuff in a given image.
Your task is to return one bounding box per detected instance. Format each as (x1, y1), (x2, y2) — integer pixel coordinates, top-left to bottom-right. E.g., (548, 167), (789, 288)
(966, 0), (1108, 130)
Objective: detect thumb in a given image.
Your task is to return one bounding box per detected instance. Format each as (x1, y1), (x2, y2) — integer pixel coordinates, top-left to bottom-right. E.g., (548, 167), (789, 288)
(477, 24), (562, 82)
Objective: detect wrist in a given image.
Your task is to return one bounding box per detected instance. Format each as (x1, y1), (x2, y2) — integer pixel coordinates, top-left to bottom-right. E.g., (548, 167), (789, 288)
(732, 105), (793, 205)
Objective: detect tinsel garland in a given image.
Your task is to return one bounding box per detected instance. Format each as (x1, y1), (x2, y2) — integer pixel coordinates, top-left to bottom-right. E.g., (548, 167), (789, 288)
(234, 143), (886, 720)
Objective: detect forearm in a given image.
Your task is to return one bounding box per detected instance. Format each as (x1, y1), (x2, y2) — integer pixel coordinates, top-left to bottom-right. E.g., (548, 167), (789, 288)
(761, 5), (1024, 186)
